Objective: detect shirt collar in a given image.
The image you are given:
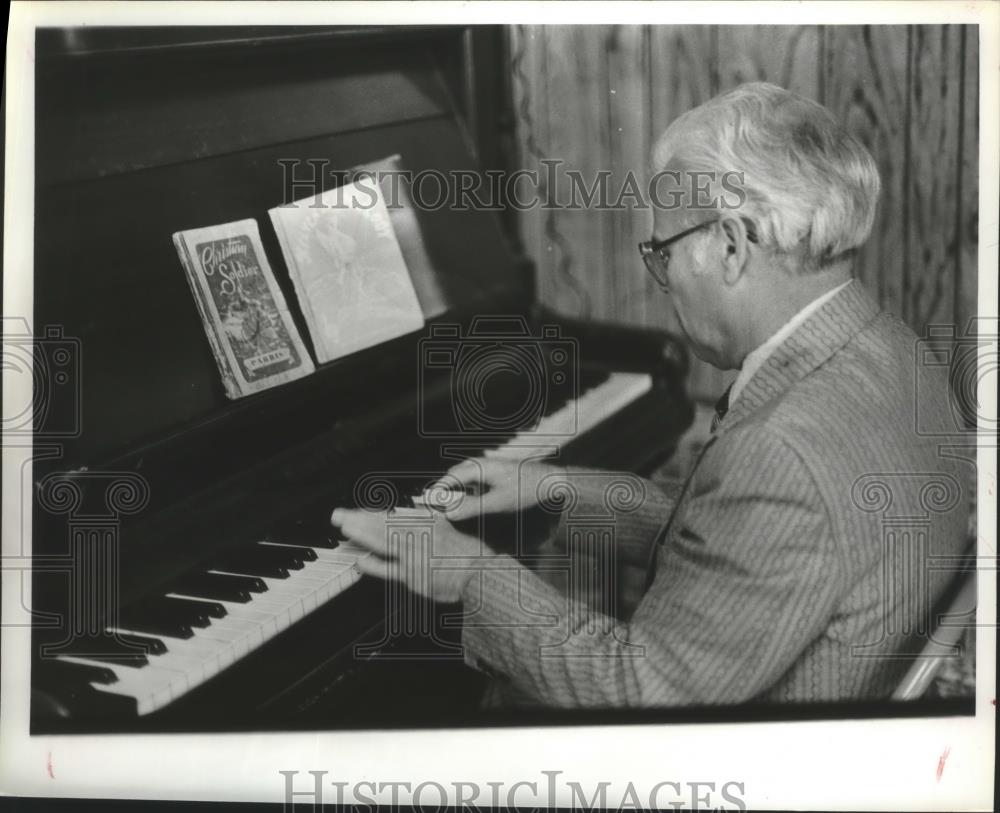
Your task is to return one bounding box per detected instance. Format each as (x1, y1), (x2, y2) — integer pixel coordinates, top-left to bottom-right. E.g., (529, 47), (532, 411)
(729, 279), (853, 405)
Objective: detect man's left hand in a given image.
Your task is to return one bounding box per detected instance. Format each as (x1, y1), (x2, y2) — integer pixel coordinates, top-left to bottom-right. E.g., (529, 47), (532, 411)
(330, 507), (490, 603)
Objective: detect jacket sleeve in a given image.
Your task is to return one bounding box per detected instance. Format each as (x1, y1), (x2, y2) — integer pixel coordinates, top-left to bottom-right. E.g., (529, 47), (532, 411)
(460, 429), (844, 707)
(554, 466), (682, 569)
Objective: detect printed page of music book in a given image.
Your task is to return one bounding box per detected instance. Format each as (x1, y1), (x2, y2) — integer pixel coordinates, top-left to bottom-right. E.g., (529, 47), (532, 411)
(268, 178), (426, 364)
(172, 219), (315, 399)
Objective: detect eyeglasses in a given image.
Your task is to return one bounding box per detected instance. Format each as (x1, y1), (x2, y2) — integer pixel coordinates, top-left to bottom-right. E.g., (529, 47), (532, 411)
(638, 218), (758, 291)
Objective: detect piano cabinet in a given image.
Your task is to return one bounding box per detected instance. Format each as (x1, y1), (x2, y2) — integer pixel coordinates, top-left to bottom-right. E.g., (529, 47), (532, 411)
(29, 25), (694, 733)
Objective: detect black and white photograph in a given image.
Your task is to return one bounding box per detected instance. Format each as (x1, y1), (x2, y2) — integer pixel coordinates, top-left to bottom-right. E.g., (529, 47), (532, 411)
(2, 1), (996, 809)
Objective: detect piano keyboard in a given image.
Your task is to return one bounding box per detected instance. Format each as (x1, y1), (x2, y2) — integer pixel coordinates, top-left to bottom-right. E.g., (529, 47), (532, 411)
(483, 371), (653, 458)
(53, 542), (372, 716)
(44, 370), (655, 716)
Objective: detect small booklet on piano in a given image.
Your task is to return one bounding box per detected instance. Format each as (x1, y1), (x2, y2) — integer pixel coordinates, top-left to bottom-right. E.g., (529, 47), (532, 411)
(172, 219), (315, 399)
(268, 177), (425, 364)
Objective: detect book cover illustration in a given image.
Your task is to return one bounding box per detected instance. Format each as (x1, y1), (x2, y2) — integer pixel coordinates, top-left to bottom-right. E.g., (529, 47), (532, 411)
(172, 219), (315, 399)
(268, 178), (425, 364)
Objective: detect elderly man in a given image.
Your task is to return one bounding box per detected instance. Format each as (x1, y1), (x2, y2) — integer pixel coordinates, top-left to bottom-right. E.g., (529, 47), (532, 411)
(332, 82), (968, 706)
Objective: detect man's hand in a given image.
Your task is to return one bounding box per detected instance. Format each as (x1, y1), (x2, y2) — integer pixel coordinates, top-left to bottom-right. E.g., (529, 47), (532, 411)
(330, 507), (491, 603)
(429, 457), (568, 522)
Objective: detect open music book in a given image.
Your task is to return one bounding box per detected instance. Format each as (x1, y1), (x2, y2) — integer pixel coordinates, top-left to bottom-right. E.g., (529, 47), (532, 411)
(172, 219), (315, 399)
(268, 177), (426, 364)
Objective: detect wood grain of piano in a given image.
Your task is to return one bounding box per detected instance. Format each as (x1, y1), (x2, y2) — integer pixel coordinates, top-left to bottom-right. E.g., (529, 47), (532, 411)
(29, 26), (693, 732)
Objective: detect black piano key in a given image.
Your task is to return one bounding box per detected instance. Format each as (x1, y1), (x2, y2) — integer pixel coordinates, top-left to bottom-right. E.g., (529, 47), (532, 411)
(38, 659), (118, 685)
(146, 597), (212, 627)
(268, 501), (381, 549)
(119, 600), (195, 639)
(203, 571), (269, 593)
(265, 543), (317, 561)
(164, 595), (227, 620)
(306, 535), (340, 549)
(59, 636), (149, 667)
(174, 571), (254, 603)
(264, 528), (333, 549)
(256, 543), (306, 569)
(214, 557), (290, 579)
(217, 543), (305, 575)
(114, 631), (168, 656)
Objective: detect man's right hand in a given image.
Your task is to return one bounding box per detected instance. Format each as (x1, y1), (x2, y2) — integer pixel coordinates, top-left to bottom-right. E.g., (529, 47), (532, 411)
(428, 457), (568, 522)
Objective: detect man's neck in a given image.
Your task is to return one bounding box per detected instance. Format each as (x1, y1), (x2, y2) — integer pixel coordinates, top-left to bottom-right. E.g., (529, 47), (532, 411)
(737, 264), (853, 366)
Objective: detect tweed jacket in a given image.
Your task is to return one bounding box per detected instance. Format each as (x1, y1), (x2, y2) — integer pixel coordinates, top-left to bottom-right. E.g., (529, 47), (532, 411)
(460, 280), (970, 706)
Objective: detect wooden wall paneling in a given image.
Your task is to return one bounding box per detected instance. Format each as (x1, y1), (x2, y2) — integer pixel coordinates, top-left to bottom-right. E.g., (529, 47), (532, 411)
(957, 25), (980, 333)
(907, 25), (965, 329)
(823, 25), (910, 323)
(540, 26), (615, 322)
(648, 24), (718, 132)
(703, 26), (823, 403)
(648, 25), (732, 401)
(510, 24), (978, 403)
(510, 25), (554, 307)
(715, 25), (824, 100)
(646, 26), (717, 338)
(606, 25), (656, 329)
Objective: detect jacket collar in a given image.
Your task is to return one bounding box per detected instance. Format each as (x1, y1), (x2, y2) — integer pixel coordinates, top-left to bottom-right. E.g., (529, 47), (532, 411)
(714, 279), (881, 435)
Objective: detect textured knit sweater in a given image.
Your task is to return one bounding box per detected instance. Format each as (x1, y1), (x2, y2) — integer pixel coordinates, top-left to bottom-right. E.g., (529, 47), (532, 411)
(460, 280), (970, 706)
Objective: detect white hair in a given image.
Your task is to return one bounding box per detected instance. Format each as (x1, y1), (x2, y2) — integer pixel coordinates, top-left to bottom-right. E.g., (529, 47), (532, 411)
(651, 82), (881, 270)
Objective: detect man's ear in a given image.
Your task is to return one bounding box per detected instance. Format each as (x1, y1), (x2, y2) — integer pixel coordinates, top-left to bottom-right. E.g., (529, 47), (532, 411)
(718, 216), (751, 284)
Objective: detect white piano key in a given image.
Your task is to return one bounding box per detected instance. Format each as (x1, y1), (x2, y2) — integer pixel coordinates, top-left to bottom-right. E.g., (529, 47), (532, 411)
(313, 549), (366, 566)
(94, 546), (369, 715)
(483, 372), (653, 459)
(90, 678), (174, 716)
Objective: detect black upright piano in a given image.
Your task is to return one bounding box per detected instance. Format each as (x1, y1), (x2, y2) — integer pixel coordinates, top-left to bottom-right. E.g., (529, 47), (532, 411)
(30, 26), (693, 733)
